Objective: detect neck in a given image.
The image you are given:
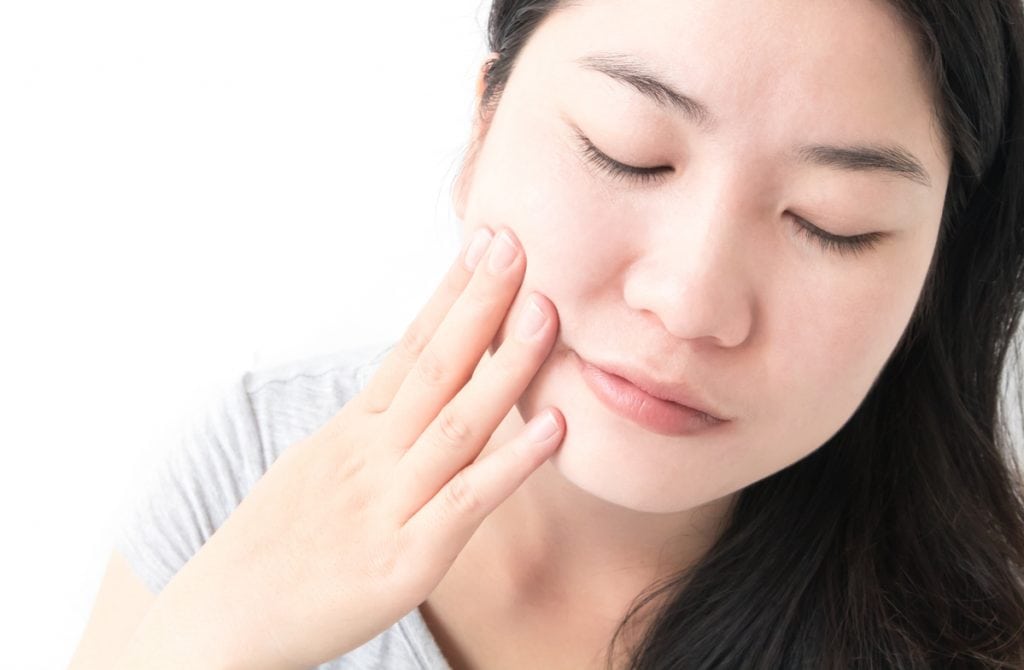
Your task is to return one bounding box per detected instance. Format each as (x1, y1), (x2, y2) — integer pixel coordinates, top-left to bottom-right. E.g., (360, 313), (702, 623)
(472, 403), (736, 616)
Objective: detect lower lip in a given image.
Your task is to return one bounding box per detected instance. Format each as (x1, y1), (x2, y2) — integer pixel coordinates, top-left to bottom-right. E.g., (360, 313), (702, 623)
(578, 357), (725, 436)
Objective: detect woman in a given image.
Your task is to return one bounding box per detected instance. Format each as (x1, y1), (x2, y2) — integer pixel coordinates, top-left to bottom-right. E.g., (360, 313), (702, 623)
(70, 0), (1024, 668)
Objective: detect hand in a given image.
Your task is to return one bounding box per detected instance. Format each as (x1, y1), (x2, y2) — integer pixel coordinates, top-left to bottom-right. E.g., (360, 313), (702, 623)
(132, 226), (564, 670)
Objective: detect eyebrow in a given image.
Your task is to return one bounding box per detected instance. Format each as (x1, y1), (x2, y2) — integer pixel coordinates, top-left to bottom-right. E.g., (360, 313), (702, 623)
(575, 51), (933, 188)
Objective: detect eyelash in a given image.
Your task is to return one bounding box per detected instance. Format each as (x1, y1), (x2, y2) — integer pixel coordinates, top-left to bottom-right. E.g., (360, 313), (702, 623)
(574, 131), (886, 258)
(789, 216), (886, 258)
(576, 131), (670, 186)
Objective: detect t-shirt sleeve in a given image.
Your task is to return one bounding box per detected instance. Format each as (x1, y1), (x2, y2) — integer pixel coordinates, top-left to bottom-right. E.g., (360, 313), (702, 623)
(113, 374), (268, 595)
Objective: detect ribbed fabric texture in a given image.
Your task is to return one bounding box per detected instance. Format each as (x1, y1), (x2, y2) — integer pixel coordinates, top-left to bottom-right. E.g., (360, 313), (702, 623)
(114, 339), (454, 669)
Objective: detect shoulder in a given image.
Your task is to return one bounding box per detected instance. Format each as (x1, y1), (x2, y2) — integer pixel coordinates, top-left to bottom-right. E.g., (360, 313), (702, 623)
(241, 339), (397, 461)
(112, 338), (401, 597)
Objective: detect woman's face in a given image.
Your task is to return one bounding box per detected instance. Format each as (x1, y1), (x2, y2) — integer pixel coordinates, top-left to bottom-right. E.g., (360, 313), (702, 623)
(455, 0), (951, 513)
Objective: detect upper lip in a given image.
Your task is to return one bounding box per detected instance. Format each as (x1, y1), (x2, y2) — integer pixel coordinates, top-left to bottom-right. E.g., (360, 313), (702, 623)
(583, 357), (729, 421)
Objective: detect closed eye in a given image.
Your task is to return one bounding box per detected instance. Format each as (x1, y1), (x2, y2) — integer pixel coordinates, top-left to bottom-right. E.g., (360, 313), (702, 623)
(573, 130), (673, 185)
(574, 129), (888, 258)
(790, 214), (889, 258)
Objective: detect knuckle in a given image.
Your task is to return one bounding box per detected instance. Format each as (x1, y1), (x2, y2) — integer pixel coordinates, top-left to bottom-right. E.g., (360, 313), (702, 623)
(443, 470), (481, 516)
(464, 281), (501, 315)
(320, 403), (369, 443)
(387, 529), (429, 594)
(344, 486), (373, 515)
(400, 324), (432, 360)
(414, 348), (449, 388)
(362, 537), (401, 581)
(436, 407), (474, 446)
(490, 347), (524, 379)
(335, 449), (369, 484)
(355, 391), (389, 417)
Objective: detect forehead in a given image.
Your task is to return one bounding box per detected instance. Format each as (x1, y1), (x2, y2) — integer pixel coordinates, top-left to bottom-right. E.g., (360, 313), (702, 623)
(515, 0), (949, 175)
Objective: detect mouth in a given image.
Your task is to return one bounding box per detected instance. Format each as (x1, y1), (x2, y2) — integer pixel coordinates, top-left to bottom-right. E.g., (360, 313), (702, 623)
(576, 355), (728, 436)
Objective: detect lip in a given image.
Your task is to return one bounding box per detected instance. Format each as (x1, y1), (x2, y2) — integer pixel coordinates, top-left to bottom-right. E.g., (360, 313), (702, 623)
(577, 356), (728, 436)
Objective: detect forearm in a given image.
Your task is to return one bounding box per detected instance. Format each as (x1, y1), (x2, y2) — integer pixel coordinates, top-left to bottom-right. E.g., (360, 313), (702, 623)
(112, 549), (303, 670)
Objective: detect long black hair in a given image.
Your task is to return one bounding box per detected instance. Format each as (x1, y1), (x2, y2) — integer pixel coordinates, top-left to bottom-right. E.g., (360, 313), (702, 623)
(464, 1), (1024, 667)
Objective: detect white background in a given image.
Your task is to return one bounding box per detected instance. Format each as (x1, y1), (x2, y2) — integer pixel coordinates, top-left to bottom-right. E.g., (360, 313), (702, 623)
(1, 1), (488, 667)
(2, 2), (1022, 668)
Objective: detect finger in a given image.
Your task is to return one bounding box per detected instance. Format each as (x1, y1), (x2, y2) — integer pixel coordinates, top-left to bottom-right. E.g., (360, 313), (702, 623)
(389, 292), (557, 522)
(357, 226), (494, 413)
(398, 407), (564, 567)
(382, 228), (527, 448)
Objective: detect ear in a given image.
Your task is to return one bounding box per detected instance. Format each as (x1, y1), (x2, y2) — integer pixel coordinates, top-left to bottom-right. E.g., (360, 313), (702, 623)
(453, 53), (500, 221)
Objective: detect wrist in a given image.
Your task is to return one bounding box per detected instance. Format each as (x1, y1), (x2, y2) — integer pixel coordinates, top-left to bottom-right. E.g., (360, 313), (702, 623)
(113, 554), (300, 670)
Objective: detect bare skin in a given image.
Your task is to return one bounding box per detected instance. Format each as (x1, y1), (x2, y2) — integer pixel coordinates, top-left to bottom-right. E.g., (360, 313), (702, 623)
(423, 0), (952, 667)
(110, 227), (568, 670)
(102, 0), (953, 668)
(420, 405), (734, 669)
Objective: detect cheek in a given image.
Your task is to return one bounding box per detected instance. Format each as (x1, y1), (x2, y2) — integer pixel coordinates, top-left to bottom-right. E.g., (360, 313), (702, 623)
(467, 106), (934, 450)
(465, 118), (633, 303)
(765, 251), (930, 451)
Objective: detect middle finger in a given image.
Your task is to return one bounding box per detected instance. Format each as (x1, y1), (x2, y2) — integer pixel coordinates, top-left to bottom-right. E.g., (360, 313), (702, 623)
(382, 227), (527, 449)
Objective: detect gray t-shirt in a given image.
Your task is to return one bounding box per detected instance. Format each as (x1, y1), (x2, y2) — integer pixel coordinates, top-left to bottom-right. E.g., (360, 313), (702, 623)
(114, 339), (454, 670)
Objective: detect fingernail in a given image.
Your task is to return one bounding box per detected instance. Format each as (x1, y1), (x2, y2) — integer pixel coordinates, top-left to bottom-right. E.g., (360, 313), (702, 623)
(463, 228), (493, 270)
(515, 294), (548, 340)
(487, 231), (518, 273)
(526, 410), (559, 443)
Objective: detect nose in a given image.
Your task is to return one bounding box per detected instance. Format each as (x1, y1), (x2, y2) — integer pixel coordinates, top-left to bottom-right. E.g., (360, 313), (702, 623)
(622, 189), (757, 349)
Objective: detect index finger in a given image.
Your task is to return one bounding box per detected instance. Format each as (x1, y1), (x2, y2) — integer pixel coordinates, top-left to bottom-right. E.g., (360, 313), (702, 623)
(356, 227), (495, 414)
